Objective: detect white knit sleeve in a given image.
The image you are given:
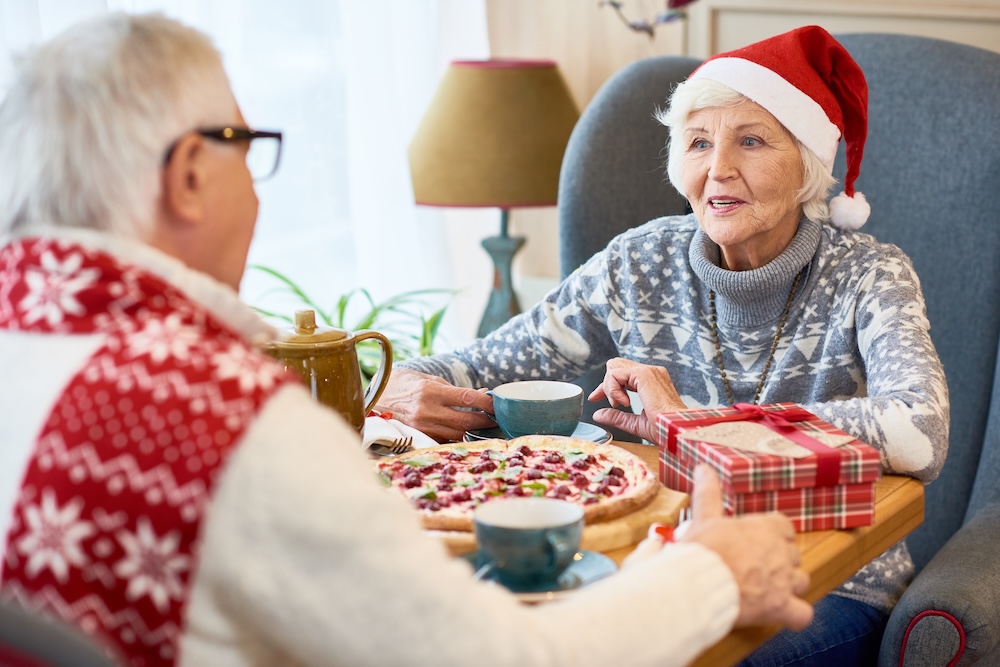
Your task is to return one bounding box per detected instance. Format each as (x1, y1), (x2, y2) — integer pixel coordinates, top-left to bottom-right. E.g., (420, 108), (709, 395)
(181, 384), (739, 667)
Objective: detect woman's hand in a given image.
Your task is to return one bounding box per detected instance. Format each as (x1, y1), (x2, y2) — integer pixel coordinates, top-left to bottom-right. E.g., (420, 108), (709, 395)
(589, 358), (685, 442)
(682, 465), (813, 630)
(374, 369), (495, 442)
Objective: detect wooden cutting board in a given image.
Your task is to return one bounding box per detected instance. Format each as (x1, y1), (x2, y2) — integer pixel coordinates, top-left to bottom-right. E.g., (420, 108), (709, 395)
(429, 485), (689, 557)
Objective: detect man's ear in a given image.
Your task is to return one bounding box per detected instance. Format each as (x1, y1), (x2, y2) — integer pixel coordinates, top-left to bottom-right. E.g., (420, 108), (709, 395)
(161, 134), (208, 226)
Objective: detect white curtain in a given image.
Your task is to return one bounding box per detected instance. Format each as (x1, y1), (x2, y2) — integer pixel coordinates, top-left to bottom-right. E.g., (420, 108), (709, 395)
(0, 0), (490, 348)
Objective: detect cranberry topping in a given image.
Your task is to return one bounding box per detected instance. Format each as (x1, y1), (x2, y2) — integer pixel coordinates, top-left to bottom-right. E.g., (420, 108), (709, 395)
(607, 476), (622, 487)
(477, 461), (498, 474)
(609, 466), (625, 478)
(544, 452), (564, 464)
(553, 485), (572, 497)
(525, 468), (543, 480)
(416, 498), (441, 511)
(517, 445), (533, 456)
(571, 458), (590, 470)
(451, 489), (472, 503)
(403, 473), (422, 488)
(507, 456), (525, 468)
(571, 473), (589, 488)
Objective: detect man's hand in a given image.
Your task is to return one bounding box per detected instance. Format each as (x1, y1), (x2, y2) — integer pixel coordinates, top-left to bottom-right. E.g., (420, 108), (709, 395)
(683, 465), (814, 630)
(374, 369), (495, 442)
(589, 358), (685, 442)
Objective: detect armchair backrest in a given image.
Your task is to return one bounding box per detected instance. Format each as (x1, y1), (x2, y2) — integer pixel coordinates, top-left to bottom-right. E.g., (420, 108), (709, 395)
(557, 34), (1000, 570)
(831, 33), (1000, 571)
(558, 55), (700, 279)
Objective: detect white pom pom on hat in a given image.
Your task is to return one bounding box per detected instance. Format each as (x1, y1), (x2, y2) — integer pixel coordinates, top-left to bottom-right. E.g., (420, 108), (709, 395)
(688, 25), (870, 230)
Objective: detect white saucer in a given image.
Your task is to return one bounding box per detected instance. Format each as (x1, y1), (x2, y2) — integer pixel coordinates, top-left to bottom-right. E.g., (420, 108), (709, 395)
(464, 422), (612, 445)
(462, 550), (618, 603)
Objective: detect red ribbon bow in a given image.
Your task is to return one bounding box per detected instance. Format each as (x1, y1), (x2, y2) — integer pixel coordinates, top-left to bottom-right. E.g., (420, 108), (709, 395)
(664, 403), (841, 487)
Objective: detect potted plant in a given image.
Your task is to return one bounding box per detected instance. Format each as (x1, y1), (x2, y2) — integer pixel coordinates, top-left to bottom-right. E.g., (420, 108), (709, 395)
(249, 264), (456, 382)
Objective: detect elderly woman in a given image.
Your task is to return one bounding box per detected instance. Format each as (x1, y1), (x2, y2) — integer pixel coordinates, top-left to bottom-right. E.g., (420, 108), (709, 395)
(382, 25), (948, 666)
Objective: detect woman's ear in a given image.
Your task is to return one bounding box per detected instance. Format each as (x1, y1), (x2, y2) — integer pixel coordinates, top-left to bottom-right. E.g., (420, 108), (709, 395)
(161, 133), (208, 226)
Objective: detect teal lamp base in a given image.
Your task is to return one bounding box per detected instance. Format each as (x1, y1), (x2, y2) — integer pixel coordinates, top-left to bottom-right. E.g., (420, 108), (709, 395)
(477, 209), (525, 338)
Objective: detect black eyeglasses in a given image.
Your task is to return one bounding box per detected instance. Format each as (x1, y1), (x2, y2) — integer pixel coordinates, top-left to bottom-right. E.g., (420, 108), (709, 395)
(163, 127), (284, 181)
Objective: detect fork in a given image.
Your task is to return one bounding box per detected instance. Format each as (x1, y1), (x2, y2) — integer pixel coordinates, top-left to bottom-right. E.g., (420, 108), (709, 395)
(388, 436), (413, 455)
(370, 437), (414, 457)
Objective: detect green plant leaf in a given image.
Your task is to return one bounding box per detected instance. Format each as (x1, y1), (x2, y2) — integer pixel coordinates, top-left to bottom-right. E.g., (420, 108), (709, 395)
(249, 266), (456, 378)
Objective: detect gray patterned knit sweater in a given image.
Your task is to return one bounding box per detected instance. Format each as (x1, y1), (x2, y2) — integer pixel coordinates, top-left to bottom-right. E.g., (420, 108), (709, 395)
(401, 214), (949, 612)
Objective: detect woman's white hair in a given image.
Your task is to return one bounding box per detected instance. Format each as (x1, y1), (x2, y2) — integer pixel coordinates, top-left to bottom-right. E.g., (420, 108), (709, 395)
(656, 78), (837, 225)
(0, 12), (237, 238)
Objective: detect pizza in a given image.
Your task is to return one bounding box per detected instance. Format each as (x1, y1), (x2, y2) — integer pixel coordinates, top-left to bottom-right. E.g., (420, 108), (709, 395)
(373, 435), (660, 532)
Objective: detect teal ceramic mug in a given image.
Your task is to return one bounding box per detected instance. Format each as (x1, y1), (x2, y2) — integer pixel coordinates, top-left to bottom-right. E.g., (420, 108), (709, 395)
(490, 380), (583, 439)
(473, 497), (584, 588)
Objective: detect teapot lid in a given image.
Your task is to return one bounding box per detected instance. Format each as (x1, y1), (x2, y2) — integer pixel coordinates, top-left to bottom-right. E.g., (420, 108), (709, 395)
(272, 310), (350, 346)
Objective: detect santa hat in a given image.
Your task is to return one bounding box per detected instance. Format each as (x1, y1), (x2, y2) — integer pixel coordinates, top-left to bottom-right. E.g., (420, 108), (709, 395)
(689, 25), (870, 229)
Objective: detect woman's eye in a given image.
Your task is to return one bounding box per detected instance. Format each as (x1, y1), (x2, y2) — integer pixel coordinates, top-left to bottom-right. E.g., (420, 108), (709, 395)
(741, 137), (761, 147)
(690, 139), (710, 150)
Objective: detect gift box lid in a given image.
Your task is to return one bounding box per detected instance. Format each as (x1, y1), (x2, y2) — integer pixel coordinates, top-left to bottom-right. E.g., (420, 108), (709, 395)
(655, 402), (881, 494)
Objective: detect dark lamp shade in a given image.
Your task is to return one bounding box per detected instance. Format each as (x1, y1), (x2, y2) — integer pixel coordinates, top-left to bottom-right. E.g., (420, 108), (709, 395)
(408, 59), (580, 208)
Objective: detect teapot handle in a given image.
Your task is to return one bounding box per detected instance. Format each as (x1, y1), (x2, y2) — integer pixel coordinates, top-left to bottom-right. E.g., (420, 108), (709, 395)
(353, 330), (393, 414)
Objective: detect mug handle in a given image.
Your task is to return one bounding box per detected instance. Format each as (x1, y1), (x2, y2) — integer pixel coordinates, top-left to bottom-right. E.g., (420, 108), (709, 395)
(353, 330), (393, 415)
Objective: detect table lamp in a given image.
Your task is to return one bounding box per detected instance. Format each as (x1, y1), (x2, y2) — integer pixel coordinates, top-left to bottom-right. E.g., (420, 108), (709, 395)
(408, 59), (579, 337)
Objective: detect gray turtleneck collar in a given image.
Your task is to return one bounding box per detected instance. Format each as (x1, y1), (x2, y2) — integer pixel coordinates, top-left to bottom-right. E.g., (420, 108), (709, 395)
(689, 218), (822, 327)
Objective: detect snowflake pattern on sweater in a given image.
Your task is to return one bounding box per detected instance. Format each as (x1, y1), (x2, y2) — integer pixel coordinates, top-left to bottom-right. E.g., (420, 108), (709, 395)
(403, 215), (949, 612)
(0, 238), (296, 666)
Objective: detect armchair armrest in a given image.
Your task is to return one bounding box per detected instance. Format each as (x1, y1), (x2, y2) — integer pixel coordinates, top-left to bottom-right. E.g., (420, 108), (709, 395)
(879, 503), (1000, 666)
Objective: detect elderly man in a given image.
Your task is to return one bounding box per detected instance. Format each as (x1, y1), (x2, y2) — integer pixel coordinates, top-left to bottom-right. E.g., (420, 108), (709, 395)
(0, 12), (810, 667)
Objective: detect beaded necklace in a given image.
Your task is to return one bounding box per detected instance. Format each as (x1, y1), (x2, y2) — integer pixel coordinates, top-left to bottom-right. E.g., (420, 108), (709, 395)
(707, 268), (803, 406)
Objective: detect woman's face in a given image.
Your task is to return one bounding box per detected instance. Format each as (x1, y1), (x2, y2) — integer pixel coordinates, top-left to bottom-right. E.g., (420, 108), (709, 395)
(680, 99), (805, 271)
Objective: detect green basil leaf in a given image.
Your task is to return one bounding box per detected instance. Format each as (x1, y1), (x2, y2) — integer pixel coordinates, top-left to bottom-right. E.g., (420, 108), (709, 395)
(402, 456), (435, 467)
(407, 487), (437, 500)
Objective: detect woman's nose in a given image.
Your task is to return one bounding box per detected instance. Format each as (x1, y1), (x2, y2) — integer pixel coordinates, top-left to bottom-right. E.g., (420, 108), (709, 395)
(708, 145), (738, 180)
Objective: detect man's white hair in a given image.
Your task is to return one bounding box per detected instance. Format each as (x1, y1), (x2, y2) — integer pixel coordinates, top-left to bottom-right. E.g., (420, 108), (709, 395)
(0, 12), (237, 238)
(657, 78), (837, 225)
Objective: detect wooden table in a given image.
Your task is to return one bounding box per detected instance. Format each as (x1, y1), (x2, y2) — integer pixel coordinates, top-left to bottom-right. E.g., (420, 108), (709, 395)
(605, 442), (925, 667)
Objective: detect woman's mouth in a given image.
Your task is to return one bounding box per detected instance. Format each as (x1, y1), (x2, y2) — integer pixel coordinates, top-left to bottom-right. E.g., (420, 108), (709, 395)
(708, 198), (743, 211)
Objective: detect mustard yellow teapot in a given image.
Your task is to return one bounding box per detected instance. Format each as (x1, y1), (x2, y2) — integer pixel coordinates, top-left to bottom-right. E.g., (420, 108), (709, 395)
(264, 309), (392, 433)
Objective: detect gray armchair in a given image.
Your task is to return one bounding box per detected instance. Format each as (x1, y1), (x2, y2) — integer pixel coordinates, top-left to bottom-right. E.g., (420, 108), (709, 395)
(557, 33), (1000, 665)
(0, 599), (117, 666)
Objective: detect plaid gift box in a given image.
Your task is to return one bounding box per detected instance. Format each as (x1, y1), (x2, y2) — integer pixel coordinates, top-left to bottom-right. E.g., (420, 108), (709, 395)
(661, 454), (877, 531)
(655, 403), (881, 530)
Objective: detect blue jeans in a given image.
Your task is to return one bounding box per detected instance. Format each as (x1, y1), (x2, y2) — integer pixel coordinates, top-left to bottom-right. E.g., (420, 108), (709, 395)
(736, 595), (889, 667)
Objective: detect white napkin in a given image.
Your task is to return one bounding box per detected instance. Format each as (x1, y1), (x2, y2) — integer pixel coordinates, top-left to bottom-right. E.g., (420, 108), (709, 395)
(363, 416), (437, 452)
